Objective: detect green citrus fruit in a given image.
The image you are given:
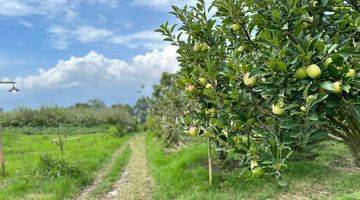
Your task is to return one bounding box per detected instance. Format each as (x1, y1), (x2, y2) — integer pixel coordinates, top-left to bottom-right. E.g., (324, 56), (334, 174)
(272, 104), (285, 116)
(306, 64), (321, 79)
(189, 127), (197, 136)
(325, 57), (333, 67)
(295, 67), (308, 79)
(333, 81), (342, 93)
(236, 46), (245, 53)
(198, 78), (207, 86)
(243, 73), (257, 87)
(345, 69), (356, 78)
(232, 23), (241, 31)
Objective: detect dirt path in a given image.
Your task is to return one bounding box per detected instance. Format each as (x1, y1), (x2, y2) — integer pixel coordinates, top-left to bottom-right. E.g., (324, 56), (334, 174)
(75, 143), (128, 200)
(102, 135), (153, 200)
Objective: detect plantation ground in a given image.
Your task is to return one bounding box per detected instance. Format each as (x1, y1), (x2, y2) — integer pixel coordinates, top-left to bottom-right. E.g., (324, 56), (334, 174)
(0, 128), (130, 199)
(1, 130), (359, 200)
(146, 133), (360, 200)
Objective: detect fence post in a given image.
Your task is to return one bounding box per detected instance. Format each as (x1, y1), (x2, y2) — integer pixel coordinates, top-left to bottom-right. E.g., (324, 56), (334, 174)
(0, 126), (5, 176)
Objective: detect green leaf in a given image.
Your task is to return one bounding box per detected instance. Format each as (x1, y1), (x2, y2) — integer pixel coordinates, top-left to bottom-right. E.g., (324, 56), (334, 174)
(271, 10), (281, 20)
(327, 44), (338, 54)
(336, 48), (358, 60)
(320, 81), (334, 91)
(313, 94), (329, 106)
(303, 83), (312, 98)
(321, 0), (328, 6)
(343, 85), (351, 93)
(308, 113), (318, 121)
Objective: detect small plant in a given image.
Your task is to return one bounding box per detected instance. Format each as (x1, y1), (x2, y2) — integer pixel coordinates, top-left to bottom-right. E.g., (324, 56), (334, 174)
(107, 125), (125, 137)
(57, 124), (65, 152)
(38, 154), (88, 184)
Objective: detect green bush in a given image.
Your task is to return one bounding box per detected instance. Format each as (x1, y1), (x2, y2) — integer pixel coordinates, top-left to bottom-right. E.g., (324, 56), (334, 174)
(107, 125), (126, 137)
(38, 154), (88, 184)
(0, 103), (138, 132)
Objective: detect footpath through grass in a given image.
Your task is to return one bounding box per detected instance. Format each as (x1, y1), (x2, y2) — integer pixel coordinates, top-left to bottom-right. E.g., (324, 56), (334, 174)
(89, 146), (132, 198)
(146, 133), (360, 200)
(0, 129), (130, 199)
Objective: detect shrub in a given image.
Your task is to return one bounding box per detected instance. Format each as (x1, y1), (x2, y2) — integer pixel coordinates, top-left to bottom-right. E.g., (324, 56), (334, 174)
(107, 125), (126, 137)
(38, 154), (88, 184)
(0, 101), (138, 132)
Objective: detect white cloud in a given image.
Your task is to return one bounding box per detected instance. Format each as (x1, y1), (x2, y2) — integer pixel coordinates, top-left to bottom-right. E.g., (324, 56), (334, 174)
(6, 46), (179, 90)
(109, 30), (165, 49)
(0, 0), (119, 19)
(48, 25), (164, 50)
(74, 26), (113, 43)
(0, 1), (33, 17)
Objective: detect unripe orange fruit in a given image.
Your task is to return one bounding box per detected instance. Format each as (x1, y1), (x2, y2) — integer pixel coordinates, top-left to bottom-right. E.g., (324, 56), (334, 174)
(205, 83), (213, 89)
(189, 127), (197, 136)
(345, 69), (356, 78)
(236, 46), (245, 53)
(198, 78), (207, 86)
(325, 57), (333, 67)
(185, 84), (195, 92)
(232, 23), (241, 31)
(306, 64), (321, 79)
(295, 67), (308, 79)
(243, 73), (257, 87)
(333, 81), (342, 93)
(272, 104), (285, 116)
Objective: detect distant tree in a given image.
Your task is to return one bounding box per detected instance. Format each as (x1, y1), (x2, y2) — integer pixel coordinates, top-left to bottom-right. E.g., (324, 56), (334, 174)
(111, 104), (134, 115)
(72, 103), (91, 109)
(87, 99), (106, 109)
(134, 97), (150, 124)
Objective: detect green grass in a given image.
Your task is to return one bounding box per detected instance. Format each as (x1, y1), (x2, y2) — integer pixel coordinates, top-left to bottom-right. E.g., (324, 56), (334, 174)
(146, 133), (360, 200)
(90, 146), (132, 198)
(0, 128), (130, 200)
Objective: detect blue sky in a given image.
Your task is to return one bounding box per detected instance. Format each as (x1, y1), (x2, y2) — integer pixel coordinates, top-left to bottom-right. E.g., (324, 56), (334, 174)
(0, 0), (199, 110)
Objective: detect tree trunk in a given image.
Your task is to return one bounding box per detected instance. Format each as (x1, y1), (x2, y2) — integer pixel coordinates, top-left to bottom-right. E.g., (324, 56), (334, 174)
(342, 105), (360, 167)
(346, 138), (360, 167)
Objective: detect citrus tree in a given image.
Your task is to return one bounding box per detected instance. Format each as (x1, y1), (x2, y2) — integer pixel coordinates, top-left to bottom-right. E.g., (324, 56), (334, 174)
(157, 0), (360, 181)
(147, 72), (189, 147)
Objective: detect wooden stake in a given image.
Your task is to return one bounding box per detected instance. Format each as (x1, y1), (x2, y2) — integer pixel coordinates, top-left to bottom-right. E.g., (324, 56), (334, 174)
(0, 126), (5, 176)
(207, 138), (212, 186)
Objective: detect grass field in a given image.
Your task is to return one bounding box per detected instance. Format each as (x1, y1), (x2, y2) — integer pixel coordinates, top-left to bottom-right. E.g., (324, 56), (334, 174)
(146, 133), (360, 200)
(2, 125), (109, 136)
(0, 128), (130, 200)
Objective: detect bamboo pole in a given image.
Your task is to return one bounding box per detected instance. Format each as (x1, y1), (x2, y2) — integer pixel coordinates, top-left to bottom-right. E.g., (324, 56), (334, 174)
(0, 126), (5, 176)
(207, 138), (212, 186)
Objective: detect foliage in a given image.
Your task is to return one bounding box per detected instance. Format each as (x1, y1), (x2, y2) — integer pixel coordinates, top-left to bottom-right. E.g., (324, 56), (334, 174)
(0, 100), (138, 133)
(38, 154), (86, 182)
(3, 126), (109, 135)
(134, 96), (151, 124)
(107, 125), (128, 137)
(156, 0), (360, 180)
(147, 73), (189, 146)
